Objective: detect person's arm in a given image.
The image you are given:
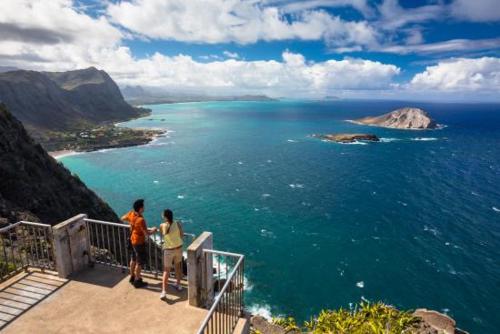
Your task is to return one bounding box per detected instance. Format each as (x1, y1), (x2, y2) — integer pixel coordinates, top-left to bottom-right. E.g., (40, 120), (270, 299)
(121, 212), (130, 222)
(142, 219), (157, 235)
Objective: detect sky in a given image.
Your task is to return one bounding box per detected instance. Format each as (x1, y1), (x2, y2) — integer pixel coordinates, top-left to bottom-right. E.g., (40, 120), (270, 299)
(1, 0), (500, 101)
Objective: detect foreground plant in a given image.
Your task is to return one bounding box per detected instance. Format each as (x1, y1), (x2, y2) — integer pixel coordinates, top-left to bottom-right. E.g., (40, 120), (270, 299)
(304, 301), (420, 334)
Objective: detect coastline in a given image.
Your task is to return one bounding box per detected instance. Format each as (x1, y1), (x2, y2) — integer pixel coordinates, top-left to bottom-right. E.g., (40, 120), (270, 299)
(49, 150), (79, 160)
(49, 130), (167, 159)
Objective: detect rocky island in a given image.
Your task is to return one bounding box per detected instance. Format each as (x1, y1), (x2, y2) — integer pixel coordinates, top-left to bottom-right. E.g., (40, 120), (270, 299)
(351, 107), (438, 129)
(313, 133), (380, 143)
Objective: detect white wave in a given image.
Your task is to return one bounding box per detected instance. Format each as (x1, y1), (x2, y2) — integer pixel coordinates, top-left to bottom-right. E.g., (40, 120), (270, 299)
(356, 281), (364, 288)
(340, 141), (368, 145)
(177, 195), (185, 199)
(262, 193), (271, 198)
(289, 183), (304, 189)
(424, 225), (439, 236)
(397, 200), (408, 207)
(493, 207), (500, 212)
(238, 161), (244, 165)
(153, 180), (159, 184)
(412, 137), (438, 141)
(260, 229), (275, 238)
(266, 159), (273, 163)
(379, 138), (400, 143)
(247, 304), (272, 320)
(287, 139), (298, 143)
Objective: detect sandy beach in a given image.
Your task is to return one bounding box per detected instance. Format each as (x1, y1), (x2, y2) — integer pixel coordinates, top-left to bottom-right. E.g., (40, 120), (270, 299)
(49, 150), (78, 159)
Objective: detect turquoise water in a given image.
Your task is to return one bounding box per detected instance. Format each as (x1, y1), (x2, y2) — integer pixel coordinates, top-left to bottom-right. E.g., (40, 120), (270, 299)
(61, 100), (500, 333)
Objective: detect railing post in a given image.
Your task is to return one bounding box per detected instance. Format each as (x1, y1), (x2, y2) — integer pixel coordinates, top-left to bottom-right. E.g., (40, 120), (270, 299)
(187, 232), (214, 308)
(52, 214), (91, 278)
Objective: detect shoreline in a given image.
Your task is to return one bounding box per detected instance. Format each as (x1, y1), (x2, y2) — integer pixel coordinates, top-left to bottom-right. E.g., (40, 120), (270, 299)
(49, 130), (168, 159)
(49, 150), (79, 160)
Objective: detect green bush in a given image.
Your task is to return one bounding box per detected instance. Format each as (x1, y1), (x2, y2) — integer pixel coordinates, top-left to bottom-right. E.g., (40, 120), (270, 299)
(272, 316), (300, 332)
(304, 302), (420, 334)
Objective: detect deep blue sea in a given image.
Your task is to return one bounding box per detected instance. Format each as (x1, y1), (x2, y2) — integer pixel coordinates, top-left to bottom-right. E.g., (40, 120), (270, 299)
(60, 100), (500, 333)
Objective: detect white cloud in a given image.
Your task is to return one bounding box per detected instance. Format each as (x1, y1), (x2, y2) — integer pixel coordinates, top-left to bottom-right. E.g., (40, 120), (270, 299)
(410, 57), (500, 91)
(0, 0), (122, 47)
(278, 0), (374, 17)
(451, 0), (500, 22)
(378, 38), (500, 55)
(223, 51), (240, 59)
(106, 51), (400, 97)
(377, 0), (444, 29)
(106, 0), (380, 50)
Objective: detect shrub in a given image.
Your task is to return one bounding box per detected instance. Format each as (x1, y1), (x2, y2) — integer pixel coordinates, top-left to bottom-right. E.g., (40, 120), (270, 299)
(304, 302), (420, 334)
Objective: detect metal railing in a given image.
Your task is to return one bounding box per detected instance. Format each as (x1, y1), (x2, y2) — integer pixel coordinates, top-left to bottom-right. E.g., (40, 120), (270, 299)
(197, 249), (245, 334)
(84, 218), (195, 276)
(0, 221), (55, 281)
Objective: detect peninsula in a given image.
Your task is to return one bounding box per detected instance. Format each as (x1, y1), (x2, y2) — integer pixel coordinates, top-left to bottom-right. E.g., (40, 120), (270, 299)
(0, 67), (163, 152)
(351, 107), (438, 130)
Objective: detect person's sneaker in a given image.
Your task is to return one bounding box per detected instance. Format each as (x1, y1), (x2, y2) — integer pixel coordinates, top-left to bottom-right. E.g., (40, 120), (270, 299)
(174, 283), (183, 291)
(133, 279), (148, 288)
(129, 276), (135, 284)
(160, 291), (167, 300)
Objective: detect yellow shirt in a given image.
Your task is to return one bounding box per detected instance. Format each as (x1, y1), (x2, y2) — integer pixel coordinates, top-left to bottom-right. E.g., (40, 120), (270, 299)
(162, 221), (183, 249)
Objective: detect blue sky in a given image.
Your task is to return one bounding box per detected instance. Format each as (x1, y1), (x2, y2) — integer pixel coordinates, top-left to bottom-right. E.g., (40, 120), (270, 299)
(1, 0), (500, 100)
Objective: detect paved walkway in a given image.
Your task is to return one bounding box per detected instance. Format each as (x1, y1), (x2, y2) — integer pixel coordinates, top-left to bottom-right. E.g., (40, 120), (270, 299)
(0, 266), (207, 334)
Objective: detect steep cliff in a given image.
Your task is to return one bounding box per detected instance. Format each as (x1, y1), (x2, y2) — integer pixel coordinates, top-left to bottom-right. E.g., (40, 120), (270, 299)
(0, 104), (118, 226)
(0, 67), (147, 136)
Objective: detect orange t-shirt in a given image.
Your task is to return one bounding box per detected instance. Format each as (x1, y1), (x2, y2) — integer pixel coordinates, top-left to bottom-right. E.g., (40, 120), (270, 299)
(124, 211), (146, 245)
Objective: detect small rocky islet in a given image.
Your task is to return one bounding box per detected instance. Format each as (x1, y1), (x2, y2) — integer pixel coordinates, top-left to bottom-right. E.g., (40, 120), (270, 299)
(313, 133), (379, 143)
(351, 107), (438, 130)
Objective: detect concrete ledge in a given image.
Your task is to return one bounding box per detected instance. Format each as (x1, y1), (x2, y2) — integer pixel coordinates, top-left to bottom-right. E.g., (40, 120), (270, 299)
(187, 232), (213, 308)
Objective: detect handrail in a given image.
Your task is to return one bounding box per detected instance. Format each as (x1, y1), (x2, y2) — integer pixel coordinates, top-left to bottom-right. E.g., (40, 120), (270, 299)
(196, 249), (245, 334)
(0, 221), (23, 233)
(0, 220), (55, 282)
(84, 218), (196, 276)
(19, 221), (52, 228)
(83, 218), (127, 228)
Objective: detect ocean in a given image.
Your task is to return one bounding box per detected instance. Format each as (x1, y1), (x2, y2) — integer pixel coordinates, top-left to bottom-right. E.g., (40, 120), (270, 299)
(60, 100), (500, 333)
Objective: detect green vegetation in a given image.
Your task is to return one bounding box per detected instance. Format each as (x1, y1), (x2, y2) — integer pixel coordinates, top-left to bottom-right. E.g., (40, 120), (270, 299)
(262, 302), (420, 334)
(40, 125), (164, 152)
(273, 316), (300, 332)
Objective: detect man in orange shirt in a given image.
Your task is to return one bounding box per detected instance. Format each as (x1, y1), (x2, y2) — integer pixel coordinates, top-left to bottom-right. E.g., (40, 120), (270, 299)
(122, 199), (157, 288)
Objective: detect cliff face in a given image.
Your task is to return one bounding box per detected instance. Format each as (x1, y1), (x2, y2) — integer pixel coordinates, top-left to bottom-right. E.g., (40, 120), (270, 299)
(0, 104), (118, 226)
(0, 67), (146, 136)
(353, 107), (437, 129)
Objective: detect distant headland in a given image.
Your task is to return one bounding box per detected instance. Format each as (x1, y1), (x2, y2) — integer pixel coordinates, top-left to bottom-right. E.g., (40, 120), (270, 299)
(350, 107), (438, 130)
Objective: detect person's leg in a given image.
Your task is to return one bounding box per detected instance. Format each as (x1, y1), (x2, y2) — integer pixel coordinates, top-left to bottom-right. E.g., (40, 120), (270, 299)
(135, 263), (142, 280)
(162, 265), (171, 292)
(174, 248), (182, 285)
(129, 260), (136, 278)
(175, 261), (182, 285)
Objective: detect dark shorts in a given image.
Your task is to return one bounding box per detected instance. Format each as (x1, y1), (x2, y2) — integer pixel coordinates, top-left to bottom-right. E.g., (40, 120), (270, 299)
(131, 244), (147, 266)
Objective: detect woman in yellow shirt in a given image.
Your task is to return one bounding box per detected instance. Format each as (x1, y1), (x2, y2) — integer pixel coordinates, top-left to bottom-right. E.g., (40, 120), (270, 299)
(160, 209), (184, 300)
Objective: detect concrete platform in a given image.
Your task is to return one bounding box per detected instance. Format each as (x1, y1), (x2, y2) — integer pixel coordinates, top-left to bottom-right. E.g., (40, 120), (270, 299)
(0, 266), (207, 334)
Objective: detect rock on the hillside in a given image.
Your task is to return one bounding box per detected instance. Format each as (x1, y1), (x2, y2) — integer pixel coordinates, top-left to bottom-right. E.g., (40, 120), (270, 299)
(250, 316), (301, 334)
(352, 107), (438, 129)
(413, 309), (468, 334)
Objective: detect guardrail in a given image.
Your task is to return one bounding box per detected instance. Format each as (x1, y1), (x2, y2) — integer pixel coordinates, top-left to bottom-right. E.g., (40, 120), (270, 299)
(0, 221), (54, 281)
(197, 249), (244, 334)
(84, 218), (195, 276)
